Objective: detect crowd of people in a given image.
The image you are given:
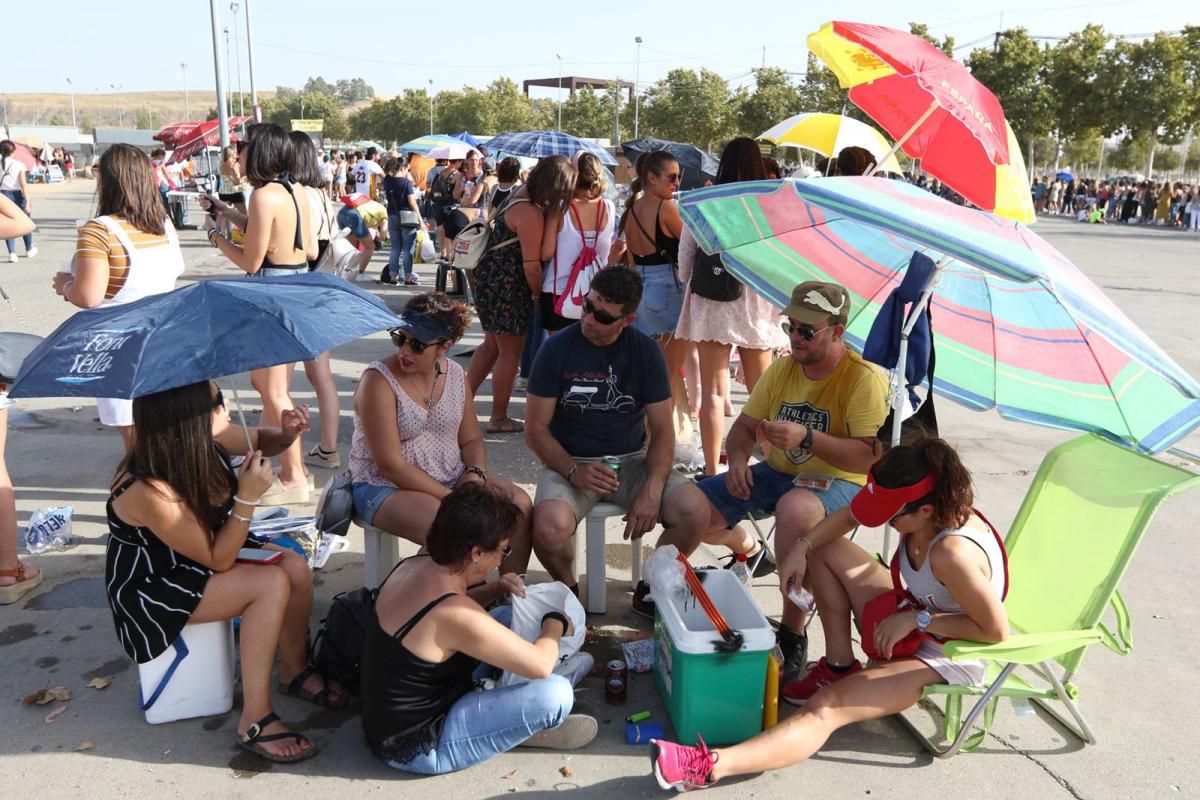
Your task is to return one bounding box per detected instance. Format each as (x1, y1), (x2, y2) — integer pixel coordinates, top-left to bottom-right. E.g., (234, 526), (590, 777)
(0, 129), (1018, 787)
(1032, 175), (1200, 230)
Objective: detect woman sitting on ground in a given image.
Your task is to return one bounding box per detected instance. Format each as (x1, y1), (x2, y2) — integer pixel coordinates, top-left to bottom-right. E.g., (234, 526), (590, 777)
(651, 436), (1009, 790)
(105, 381), (348, 765)
(362, 483), (597, 774)
(349, 292), (535, 573)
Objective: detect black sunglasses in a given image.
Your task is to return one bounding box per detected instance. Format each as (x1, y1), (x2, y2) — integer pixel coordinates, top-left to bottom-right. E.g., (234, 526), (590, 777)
(582, 298), (624, 326)
(782, 321), (833, 341)
(212, 388), (225, 409)
(501, 544), (512, 558)
(390, 329), (441, 354)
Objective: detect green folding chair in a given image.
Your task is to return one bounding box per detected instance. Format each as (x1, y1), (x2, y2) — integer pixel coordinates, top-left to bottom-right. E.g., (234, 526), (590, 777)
(898, 434), (1200, 757)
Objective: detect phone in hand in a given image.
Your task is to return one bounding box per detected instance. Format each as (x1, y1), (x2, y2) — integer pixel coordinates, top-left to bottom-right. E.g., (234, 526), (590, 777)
(236, 548), (283, 565)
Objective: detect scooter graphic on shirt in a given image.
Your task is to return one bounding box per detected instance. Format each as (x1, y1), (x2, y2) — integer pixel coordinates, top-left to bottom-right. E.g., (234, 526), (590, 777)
(562, 366), (635, 413)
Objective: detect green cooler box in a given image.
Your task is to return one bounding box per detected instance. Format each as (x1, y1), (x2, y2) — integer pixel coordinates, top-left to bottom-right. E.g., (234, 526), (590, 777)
(653, 569), (775, 745)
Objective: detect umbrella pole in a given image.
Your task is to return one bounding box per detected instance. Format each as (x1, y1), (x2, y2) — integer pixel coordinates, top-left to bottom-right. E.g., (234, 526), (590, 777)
(883, 255), (950, 556)
(229, 382), (256, 453)
(865, 99), (939, 177)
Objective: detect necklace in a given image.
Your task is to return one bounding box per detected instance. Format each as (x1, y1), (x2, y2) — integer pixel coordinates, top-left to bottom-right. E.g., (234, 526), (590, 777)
(424, 359), (444, 409)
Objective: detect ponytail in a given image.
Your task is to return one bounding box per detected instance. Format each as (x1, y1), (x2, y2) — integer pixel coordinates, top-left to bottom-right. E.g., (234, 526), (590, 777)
(873, 435), (973, 531)
(619, 150), (676, 236)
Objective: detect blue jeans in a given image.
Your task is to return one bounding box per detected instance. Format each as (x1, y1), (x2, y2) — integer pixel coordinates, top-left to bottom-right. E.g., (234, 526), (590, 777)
(519, 302), (546, 379)
(697, 462), (861, 527)
(386, 216), (418, 280)
(1, 190), (32, 253)
(386, 606), (575, 775)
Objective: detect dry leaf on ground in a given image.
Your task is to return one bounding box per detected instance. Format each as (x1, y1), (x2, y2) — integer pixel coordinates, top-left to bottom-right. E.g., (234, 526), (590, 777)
(22, 686), (71, 705)
(86, 677), (112, 690)
(43, 705), (68, 723)
(559, 766), (574, 778)
(74, 741), (95, 752)
(501, 769), (519, 780)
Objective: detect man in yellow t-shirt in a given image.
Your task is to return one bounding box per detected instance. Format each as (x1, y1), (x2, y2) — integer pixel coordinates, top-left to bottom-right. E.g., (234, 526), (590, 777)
(663, 280), (888, 682)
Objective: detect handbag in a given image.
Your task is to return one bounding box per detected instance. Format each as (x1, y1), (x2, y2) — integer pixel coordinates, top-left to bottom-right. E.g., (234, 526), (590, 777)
(553, 202), (606, 320)
(314, 468), (354, 536)
(398, 209), (421, 227)
(452, 197), (528, 271)
(689, 250), (743, 301)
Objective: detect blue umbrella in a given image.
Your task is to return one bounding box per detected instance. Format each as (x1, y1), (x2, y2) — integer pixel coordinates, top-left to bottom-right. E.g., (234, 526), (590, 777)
(621, 137), (718, 190)
(452, 131), (482, 148)
(482, 130), (616, 166)
(9, 273), (398, 400)
(1057, 171), (1074, 182)
(398, 134), (466, 155)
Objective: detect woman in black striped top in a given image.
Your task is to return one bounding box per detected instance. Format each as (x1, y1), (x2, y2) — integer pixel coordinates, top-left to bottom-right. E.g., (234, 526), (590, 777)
(105, 380), (342, 763)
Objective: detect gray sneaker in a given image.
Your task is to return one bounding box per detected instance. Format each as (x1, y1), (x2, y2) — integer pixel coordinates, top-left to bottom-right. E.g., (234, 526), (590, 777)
(518, 714), (598, 750)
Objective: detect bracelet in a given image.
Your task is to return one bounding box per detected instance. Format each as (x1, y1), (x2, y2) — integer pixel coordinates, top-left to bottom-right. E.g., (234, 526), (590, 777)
(795, 538), (812, 559)
(800, 425), (814, 452)
(541, 611), (569, 637)
(229, 511), (253, 524)
(464, 465), (487, 483)
(232, 494), (258, 507)
(565, 462), (580, 483)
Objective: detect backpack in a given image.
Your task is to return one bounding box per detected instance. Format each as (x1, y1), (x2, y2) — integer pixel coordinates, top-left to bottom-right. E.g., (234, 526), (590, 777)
(553, 201), (607, 320)
(452, 197), (528, 271)
(429, 169), (455, 206)
(310, 585), (377, 692)
(689, 250), (743, 301)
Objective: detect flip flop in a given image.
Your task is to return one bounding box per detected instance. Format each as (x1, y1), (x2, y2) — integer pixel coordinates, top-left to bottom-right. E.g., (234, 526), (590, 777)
(486, 418), (524, 434)
(0, 561), (42, 605)
(278, 665), (349, 709)
(237, 711), (318, 763)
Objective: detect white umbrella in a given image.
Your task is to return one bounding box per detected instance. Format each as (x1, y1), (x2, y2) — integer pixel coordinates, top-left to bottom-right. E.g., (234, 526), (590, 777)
(760, 112), (904, 174)
(426, 142), (476, 160)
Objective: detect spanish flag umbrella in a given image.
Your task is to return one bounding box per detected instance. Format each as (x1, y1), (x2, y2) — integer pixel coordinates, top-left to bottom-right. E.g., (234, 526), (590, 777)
(807, 21), (1035, 224)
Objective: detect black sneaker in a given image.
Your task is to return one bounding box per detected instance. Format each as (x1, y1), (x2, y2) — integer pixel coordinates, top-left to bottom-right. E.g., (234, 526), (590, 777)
(632, 580), (656, 620)
(777, 626), (809, 686)
(721, 546), (777, 579)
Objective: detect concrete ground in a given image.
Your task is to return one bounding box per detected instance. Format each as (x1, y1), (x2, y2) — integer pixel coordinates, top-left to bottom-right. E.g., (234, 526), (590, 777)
(2, 182), (1198, 799)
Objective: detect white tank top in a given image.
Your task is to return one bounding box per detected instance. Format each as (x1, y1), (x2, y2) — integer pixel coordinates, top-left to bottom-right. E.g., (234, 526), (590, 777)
(545, 199), (615, 294)
(95, 216), (185, 307)
(899, 515), (1006, 613)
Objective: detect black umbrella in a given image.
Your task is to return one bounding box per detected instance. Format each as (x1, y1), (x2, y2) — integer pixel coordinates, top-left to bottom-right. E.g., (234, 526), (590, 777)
(620, 137), (719, 191)
(0, 332), (43, 383)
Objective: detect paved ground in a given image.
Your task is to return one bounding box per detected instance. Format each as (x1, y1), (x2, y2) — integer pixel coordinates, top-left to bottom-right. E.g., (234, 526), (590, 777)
(2, 182), (1198, 799)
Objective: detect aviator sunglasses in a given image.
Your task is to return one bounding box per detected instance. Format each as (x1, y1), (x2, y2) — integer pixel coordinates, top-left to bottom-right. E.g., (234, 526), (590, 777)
(781, 321), (833, 341)
(390, 329), (441, 354)
(582, 298), (625, 325)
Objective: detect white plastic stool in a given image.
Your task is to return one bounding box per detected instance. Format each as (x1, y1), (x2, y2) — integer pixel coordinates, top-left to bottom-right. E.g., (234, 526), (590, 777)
(138, 620), (235, 724)
(572, 502), (643, 614)
(359, 518), (400, 589)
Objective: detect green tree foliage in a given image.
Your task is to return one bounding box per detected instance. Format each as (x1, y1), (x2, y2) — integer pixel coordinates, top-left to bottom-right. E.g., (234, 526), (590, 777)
(640, 68), (736, 150)
(1044, 25), (1123, 141)
(559, 87), (613, 139)
(350, 91), (431, 145)
(262, 91), (348, 141)
(908, 23), (955, 56)
(737, 68), (803, 139)
(1115, 33), (1193, 174)
(335, 78), (375, 104)
(78, 115), (95, 136)
(966, 28), (1053, 144)
(302, 76), (335, 97)
(795, 54), (862, 120)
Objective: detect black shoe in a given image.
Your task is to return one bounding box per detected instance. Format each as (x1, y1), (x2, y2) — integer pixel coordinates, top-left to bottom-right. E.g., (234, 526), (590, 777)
(721, 546), (777, 579)
(632, 580), (656, 620)
(777, 626), (809, 685)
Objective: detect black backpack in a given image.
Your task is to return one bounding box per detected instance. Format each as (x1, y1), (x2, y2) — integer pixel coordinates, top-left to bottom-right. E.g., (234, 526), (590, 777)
(310, 586), (377, 692)
(429, 169), (455, 206)
(690, 250), (743, 301)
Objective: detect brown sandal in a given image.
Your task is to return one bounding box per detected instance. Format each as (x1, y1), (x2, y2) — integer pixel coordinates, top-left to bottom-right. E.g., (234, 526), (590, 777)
(278, 665), (349, 709)
(237, 711), (318, 763)
(0, 561), (42, 605)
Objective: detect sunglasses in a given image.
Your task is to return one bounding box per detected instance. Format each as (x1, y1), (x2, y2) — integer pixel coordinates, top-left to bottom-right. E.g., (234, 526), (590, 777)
(582, 298), (625, 326)
(889, 502), (922, 525)
(212, 388), (225, 409)
(501, 544), (513, 558)
(661, 172), (681, 184)
(390, 329), (441, 354)
(782, 321), (833, 341)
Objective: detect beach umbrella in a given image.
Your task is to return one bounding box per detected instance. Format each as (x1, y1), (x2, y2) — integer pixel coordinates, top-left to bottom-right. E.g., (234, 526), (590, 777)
(154, 122), (204, 148)
(4, 142), (39, 171)
(620, 137), (718, 190)
(398, 134), (465, 155)
(758, 113), (903, 175)
(678, 177), (1200, 457)
(807, 21), (1035, 223)
(167, 116), (249, 164)
(427, 142), (475, 160)
(482, 130), (616, 166)
(452, 131), (482, 148)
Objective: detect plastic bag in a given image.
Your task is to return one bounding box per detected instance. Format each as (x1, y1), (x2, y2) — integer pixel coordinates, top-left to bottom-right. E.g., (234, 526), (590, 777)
(643, 544), (689, 606)
(24, 506), (74, 554)
(498, 582), (586, 687)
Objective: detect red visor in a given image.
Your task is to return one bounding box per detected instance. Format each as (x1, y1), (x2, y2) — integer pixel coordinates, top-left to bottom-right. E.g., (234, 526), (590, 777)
(849, 470), (938, 528)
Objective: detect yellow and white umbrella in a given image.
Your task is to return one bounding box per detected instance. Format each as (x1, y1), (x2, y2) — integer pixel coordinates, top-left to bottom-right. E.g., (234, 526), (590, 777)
(759, 112), (904, 174)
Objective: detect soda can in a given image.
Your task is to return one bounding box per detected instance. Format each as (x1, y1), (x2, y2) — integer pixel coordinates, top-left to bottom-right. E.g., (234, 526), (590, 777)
(604, 659), (628, 704)
(601, 456), (622, 474)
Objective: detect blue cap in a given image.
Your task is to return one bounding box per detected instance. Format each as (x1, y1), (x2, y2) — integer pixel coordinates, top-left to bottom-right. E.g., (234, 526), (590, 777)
(389, 309), (452, 343)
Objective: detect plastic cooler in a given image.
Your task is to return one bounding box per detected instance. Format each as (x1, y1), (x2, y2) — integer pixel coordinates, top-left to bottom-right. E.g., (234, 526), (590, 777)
(138, 620), (235, 724)
(653, 569), (774, 745)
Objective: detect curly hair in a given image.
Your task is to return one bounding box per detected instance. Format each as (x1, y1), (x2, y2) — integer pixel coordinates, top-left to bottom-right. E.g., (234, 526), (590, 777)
(426, 484), (522, 569)
(872, 436), (974, 531)
(405, 291), (472, 342)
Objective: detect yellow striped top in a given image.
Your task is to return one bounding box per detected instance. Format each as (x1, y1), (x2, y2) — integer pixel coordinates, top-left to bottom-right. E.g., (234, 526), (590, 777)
(74, 216), (171, 300)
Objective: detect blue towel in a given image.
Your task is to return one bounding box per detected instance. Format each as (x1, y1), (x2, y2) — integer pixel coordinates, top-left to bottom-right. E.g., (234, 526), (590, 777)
(863, 251), (936, 409)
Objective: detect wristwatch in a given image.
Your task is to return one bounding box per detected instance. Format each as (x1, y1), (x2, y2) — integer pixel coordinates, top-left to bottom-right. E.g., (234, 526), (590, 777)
(915, 609), (932, 632)
(800, 425), (814, 452)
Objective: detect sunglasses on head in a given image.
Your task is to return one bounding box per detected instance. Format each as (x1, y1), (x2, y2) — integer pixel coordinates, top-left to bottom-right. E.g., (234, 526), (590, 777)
(390, 329), (440, 354)
(212, 388), (225, 409)
(782, 321), (833, 341)
(582, 298), (624, 325)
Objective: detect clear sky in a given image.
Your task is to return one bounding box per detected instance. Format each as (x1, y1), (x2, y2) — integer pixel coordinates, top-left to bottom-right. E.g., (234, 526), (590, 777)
(5, 0), (1192, 100)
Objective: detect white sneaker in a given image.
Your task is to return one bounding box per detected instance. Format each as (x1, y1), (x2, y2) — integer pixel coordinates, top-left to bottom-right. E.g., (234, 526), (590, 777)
(6, 253), (16, 263)
(555, 651), (595, 687)
(518, 714), (598, 750)
(304, 444), (340, 469)
(25, 247), (37, 259)
(514, 377), (528, 392)
(353, 273), (373, 282)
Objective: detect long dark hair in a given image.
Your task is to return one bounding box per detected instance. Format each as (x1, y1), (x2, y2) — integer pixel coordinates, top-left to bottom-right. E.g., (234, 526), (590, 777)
(0, 140), (14, 173)
(287, 131), (323, 189)
(117, 381), (233, 539)
(873, 436), (974, 531)
(243, 123), (293, 188)
(619, 150), (677, 234)
(715, 137), (767, 185)
(524, 155), (575, 217)
(97, 144), (167, 236)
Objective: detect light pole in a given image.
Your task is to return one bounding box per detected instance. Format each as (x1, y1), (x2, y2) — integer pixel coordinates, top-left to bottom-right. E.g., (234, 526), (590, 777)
(612, 77), (621, 145)
(223, 27), (233, 117)
(428, 79), (434, 135)
(230, 2), (244, 117)
(244, 0), (258, 114)
(208, 0), (231, 151)
(110, 84), (124, 128)
(633, 36), (642, 140)
(66, 78), (77, 129)
(556, 54), (563, 130)
(181, 63), (190, 119)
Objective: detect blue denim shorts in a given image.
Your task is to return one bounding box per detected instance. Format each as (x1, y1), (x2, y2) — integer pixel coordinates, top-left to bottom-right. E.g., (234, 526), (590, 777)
(338, 205), (370, 239)
(697, 462), (861, 528)
(352, 481), (398, 526)
(632, 263), (684, 337)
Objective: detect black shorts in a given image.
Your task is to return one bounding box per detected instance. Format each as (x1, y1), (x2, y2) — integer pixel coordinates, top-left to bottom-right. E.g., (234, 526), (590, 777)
(443, 209), (474, 240)
(538, 292), (576, 332)
(433, 203), (458, 227)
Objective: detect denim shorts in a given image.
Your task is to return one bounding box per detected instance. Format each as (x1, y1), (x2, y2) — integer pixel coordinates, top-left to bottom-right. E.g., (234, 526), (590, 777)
(697, 462), (861, 528)
(337, 205), (370, 239)
(632, 263), (684, 337)
(255, 266), (306, 278)
(352, 481), (398, 526)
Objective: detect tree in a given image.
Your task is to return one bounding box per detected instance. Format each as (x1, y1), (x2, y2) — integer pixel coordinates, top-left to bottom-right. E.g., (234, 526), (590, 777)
(1045, 26), (1123, 143)
(302, 76), (335, 97)
(640, 68), (737, 150)
(737, 68), (803, 139)
(335, 78), (375, 105)
(78, 115), (95, 136)
(966, 29), (1053, 147)
(795, 54), (859, 119)
(262, 91), (348, 141)
(559, 86), (612, 139)
(1115, 33), (1192, 176)
(49, 114), (66, 126)
(908, 23), (955, 57)
(350, 91), (431, 145)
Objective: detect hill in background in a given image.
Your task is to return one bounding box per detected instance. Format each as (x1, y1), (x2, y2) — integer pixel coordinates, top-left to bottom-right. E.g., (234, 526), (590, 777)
(4, 91), (276, 130)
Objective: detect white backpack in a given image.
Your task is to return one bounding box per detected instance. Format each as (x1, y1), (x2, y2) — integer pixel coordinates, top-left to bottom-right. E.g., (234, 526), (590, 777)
(451, 197), (528, 270)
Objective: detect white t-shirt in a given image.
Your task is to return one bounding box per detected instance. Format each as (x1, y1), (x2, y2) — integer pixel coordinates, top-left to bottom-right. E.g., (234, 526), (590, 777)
(0, 158), (25, 191)
(353, 159), (384, 196)
(543, 199), (615, 294)
(319, 161), (333, 184)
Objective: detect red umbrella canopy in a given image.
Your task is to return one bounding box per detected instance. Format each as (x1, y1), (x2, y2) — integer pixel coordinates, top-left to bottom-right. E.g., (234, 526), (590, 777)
(154, 122), (204, 147)
(167, 116), (248, 163)
(6, 142), (39, 171)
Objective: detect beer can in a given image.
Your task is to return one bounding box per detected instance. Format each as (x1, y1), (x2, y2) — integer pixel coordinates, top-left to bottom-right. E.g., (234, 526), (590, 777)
(604, 659), (628, 704)
(601, 456), (622, 474)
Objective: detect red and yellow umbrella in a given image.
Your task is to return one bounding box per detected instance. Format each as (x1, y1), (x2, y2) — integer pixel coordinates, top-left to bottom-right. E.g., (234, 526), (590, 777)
(807, 21), (1034, 224)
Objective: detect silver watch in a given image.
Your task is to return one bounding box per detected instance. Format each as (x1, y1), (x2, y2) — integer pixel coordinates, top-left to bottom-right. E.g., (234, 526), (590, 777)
(915, 609), (932, 632)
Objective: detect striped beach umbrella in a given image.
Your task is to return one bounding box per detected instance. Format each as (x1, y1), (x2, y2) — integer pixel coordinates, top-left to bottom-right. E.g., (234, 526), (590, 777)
(679, 177), (1200, 454)
(482, 130), (616, 166)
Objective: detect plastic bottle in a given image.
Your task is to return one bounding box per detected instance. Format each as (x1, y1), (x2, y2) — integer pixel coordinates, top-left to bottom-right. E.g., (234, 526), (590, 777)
(731, 553), (752, 587)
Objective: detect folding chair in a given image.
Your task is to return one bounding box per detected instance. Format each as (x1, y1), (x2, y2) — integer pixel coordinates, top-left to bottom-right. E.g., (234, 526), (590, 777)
(898, 434), (1200, 757)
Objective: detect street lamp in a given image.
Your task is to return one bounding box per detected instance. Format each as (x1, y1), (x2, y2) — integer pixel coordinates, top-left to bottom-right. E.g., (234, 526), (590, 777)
(181, 63), (190, 120)
(66, 78), (77, 129)
(230, 2), (244, 117)
(428, 79), (434, 135)
(110, 83), (124, 128)
(556, 54), (563, 130)
(633, 36), (642, 140)
(244, 0), (258, 113)
(223, 27), (233, 117)
(208, 0), (231, 151)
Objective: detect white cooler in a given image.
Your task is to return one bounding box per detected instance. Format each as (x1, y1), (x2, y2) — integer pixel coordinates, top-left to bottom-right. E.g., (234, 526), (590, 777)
(138, 620), (235, 724)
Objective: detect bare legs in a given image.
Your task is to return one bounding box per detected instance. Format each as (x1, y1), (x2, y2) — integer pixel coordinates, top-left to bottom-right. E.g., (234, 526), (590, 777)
(250, 364), (305, 486)
(0, 408), (39, 590)
(467, 332), (526, 428)
(301, 353), (340, 454)
(695, 341), (772, 476)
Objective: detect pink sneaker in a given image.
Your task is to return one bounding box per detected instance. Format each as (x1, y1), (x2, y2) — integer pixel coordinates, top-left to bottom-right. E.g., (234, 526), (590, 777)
(781, 656), (863, 706)
(651, 735), (718, 791)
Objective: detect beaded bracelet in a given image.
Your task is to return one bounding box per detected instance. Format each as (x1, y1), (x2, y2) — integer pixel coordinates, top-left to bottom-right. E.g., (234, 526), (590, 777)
(232, 494), (258, 507)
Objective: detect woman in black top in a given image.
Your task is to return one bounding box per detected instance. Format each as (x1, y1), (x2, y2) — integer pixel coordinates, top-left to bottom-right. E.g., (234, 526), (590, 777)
(362, 484), (597, 773)
(105, 381), (346, 763)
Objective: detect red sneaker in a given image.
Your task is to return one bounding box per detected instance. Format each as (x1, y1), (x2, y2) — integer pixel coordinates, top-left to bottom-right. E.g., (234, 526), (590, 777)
(781, 656), (863, 706)
(651, 735), (718, 791)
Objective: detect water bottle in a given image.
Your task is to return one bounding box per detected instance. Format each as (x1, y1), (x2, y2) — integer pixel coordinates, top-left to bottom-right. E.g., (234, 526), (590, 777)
(731, 553), (752, 587)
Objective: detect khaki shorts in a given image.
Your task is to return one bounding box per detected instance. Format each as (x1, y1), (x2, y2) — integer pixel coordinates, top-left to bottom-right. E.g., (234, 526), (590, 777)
(534, 451), (694, 524)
